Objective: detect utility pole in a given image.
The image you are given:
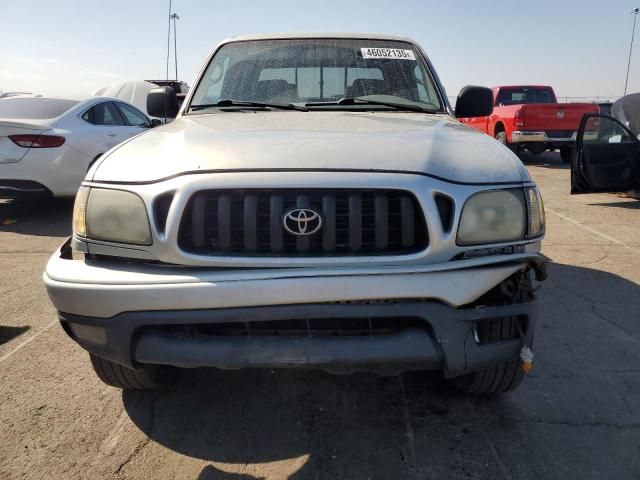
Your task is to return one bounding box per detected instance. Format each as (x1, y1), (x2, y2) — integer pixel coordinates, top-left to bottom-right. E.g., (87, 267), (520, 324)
(170, 13), (180, 80)
(165, 0), (172, 84)
(624, 7), (640, 96)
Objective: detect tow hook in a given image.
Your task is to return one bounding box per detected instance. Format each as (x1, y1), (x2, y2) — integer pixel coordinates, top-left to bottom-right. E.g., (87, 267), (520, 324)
(520, 345), (534, 373)
(515, 319), (534, 373)
(530, 259), (547, 282)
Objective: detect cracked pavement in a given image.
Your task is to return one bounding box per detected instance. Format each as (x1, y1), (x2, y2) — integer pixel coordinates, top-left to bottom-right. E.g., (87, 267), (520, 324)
(0, 152), (639, 479)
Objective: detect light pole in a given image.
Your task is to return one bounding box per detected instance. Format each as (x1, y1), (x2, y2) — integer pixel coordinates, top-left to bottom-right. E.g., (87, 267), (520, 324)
(165, 0), (172, 84)
(170, 13), (180, 80)
(624, 7), (640, 96)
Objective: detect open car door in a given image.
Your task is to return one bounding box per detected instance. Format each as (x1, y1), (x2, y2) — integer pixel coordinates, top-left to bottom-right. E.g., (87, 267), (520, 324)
(571, 113), (640, 194)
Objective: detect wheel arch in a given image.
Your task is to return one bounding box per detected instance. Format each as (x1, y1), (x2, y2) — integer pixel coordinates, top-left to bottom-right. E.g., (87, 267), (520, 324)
(87, 153), (103, 171)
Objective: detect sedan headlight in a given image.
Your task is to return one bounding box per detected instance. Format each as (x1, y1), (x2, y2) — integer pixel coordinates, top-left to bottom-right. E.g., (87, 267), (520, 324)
(73, 187), (152, 245)
(457, 189), (527, 245)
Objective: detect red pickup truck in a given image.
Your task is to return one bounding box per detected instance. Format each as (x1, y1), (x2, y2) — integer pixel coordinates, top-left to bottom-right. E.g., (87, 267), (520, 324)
(459, 85), (599, 163)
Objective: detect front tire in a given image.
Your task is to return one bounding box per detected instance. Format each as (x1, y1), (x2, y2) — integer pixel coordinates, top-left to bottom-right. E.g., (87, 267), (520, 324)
(450, 271), (533, 395)
(89, 353), (177, 390)
(451, 317), (525, 394)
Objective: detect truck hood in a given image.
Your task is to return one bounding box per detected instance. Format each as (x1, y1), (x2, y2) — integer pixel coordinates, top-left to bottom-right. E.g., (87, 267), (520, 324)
(92, 111), (530, 184)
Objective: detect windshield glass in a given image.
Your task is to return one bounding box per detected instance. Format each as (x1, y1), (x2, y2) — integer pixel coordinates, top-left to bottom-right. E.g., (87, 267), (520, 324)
(0, 98), (79, 119)
(189, 38), (443, 111)
(496, 87), (555, 106)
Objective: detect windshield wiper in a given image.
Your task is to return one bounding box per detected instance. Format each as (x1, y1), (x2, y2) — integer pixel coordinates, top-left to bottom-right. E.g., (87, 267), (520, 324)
(305, 97), (438, 113)
(188, 99), (308, 112)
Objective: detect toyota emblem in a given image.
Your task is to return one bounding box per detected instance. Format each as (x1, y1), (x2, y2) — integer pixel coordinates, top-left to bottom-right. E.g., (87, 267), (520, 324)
(282, 208), (323, 236)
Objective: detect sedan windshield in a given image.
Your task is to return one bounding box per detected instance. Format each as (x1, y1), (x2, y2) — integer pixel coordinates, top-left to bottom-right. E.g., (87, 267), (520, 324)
(189, 38), (444, 112)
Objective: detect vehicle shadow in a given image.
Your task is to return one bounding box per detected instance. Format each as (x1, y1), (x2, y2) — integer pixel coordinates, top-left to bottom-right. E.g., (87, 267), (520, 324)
(121, 261), (640, 479)
(123, 369), (458, 479)
(196, 465), (255, 480)
(0, 198), (72, 237)
(588, 200), (640, 208)
(0, 325), (30, 346)
(516, 151), (568, 169)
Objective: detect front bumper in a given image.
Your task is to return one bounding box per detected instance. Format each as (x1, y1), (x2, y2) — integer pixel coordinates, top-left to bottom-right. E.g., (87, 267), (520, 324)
(60, 301), (536, 378)
(44, 239), (543, 376)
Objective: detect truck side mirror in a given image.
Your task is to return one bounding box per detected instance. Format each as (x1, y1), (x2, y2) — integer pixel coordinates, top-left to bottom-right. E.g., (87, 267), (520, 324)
(147, 87), (179, 119)
(455, 86), (493, 118)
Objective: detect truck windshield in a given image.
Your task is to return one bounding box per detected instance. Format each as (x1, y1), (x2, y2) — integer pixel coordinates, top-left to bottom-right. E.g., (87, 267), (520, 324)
(496, 87), (555, 106)
(189, 38), (444, 112)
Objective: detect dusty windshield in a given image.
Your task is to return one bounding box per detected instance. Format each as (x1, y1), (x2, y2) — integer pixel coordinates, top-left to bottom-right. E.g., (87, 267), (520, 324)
(189, 38), (444, 112)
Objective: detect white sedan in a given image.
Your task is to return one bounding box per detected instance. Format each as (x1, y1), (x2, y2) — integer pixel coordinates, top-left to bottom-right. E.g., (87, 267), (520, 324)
(0, 96), (160, 198)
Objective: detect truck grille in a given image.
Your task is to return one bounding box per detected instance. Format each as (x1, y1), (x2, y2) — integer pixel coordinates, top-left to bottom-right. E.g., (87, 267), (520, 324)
(152, 317), (425, 338)
(177, 189), (428, 256)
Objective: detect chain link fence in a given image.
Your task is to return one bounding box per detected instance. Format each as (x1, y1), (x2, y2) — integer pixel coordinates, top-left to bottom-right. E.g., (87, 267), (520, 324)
(447, 95), (621, 105)
(556, 96), (620, 104)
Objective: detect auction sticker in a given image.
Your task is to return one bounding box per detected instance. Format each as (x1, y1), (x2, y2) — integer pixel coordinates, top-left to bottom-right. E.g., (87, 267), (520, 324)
(361, 48), (416, 60)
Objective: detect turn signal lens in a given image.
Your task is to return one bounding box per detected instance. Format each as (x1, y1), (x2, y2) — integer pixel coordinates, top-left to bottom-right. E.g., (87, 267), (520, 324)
(68, 323), (107, 346)
(72, 187), (90, 237)
(9, 134), (65, 148)
(526, 187), (545, 238)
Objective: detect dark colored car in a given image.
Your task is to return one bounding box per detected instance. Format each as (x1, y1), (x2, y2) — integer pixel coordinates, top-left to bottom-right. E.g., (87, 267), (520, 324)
(571, 93), (640, 195)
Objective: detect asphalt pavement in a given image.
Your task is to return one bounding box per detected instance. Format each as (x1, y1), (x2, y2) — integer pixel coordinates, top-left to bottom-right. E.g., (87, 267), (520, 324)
(0, 152), (639, 480)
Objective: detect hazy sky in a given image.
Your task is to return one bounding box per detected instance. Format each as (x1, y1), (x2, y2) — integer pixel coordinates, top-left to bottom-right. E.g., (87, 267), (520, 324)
(1, 0), (638, 100)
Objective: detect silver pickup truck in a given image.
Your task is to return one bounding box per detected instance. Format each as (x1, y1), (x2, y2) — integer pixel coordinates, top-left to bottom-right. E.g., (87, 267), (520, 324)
(43, 33), (546, 394)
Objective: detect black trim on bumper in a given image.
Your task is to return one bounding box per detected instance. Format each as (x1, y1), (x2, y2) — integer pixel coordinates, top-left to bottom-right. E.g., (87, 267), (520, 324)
(0, 180), (52, 199)
(59, 300), (536, 377)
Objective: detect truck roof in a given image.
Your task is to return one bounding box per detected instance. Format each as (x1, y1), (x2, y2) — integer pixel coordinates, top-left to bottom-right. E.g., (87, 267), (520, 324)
(222, 32), (417, 44)
(493, 85), (553, 90)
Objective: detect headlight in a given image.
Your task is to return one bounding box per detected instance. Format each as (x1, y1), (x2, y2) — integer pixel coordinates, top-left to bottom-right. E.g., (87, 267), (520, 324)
(457, 189), (526, 245)
(72, 187), (152, 245)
